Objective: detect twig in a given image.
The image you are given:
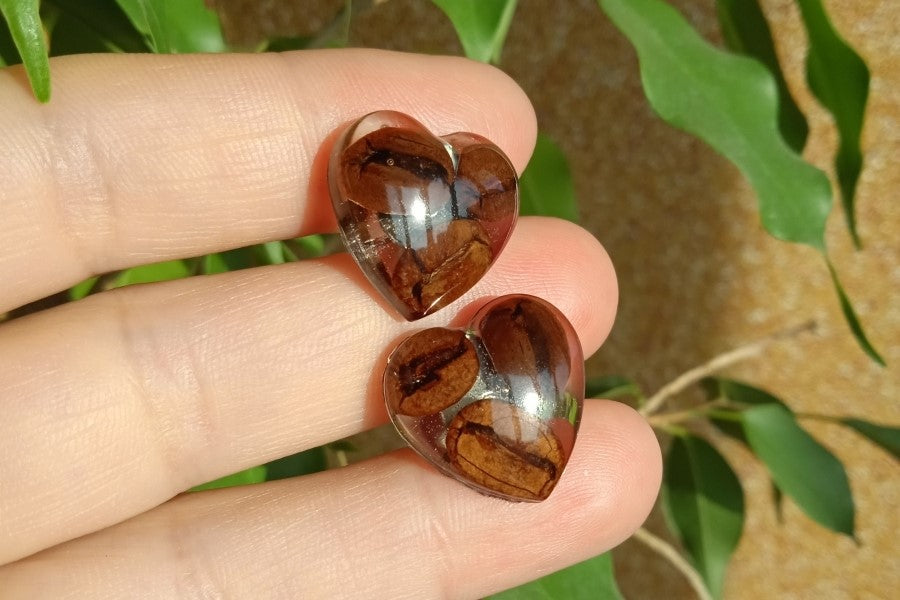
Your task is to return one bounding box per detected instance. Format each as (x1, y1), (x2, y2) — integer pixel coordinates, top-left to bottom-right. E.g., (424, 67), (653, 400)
(647, 399), (723, 428)
(632, 527), (713, 600)
(639, 320), (817, 417)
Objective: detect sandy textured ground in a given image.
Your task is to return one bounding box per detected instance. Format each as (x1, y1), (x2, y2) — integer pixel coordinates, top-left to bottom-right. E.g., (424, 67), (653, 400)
(219, 0), (899, 597)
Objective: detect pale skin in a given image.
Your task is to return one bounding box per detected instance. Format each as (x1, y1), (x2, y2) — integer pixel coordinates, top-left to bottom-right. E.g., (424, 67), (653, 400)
(0, 49), (662, 598)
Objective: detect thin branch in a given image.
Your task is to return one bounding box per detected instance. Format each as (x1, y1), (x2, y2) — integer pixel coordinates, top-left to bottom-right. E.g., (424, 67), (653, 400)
(647, 399), (723, 428)
(639, 320), (817, 417)
(632, 527), (713, 600)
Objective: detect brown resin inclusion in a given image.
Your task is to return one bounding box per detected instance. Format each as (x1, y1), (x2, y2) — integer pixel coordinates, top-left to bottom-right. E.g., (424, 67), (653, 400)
(329, 111), (518, 320)
(384, 295), (584, 502)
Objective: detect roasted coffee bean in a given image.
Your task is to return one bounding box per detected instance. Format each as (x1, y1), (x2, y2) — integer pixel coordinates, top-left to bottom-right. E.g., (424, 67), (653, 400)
(391, 219), (492, 316)
(340, 127), (454, 215)
(446, 399), (565, 501)
(384, 328), (479, 417)
(384, 294), (584, 502)
(479, 297), (572, 401)
(329, 111), (517, 320)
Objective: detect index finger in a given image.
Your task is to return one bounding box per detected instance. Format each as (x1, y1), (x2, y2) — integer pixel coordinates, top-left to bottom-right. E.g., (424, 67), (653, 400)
(0, 49), (536, 312)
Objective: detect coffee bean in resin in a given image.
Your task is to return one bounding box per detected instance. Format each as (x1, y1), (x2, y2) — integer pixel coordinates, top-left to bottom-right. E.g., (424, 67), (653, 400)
(384, 295), (583, 502)
(329, 111), (518, 320)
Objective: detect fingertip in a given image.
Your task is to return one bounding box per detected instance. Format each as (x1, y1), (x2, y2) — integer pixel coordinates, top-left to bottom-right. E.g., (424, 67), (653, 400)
(488, 217), (618, 358)
(561, 399), (662, 550)
(282, 49), (537, 174)
(402, 54), (538, 174)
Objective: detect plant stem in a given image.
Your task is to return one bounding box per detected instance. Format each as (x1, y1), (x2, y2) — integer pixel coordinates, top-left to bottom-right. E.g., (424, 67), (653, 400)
(647, 399), (722, 427)
(639, 320), (817, 417)
(632, 527), (713, 600)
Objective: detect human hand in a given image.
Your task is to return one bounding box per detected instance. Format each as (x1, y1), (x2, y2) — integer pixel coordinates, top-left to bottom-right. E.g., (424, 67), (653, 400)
(0, 50), (661, 598)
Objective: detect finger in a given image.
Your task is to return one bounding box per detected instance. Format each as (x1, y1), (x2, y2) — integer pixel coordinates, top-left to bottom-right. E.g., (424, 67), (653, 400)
(0, 218), (617, 564)
(0, 49), (536, 312)
(0, 400), (660, 599)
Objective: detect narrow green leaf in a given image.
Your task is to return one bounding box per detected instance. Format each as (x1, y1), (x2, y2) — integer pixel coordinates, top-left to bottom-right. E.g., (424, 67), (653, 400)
(265, 447), (327, 481)
(662, 434), (743, 599)
(742, 404), (855, 536)
(191, 465), (267, 491)
(519, 133), (579, 222)
(45, 0), (149, 53)
(115, 259), (190, 286)
(797, 0), (869, 248)
(599, 0), (830, 250)
(715, 0), (808, 152)
(114, 0), (226, 53)
(586, 375), (642, 400)
(432, 0), (517, 64)
(599, 0), (881, 364)
(0, 0), (50, 101)
(486, 552), (623, 600)
(840, 418), (900, 460)
(827, 259), (884, 365)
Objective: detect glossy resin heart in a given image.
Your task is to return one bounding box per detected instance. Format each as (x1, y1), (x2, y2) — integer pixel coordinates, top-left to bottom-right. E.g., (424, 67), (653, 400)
(384, 295), (584, 502)
(329, 111), (518, 321)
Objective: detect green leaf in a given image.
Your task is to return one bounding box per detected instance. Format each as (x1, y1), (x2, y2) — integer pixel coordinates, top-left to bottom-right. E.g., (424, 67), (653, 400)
(0, 0), (50, 101)
(703, 377), (789, 445)
(742, 404), (855, 537)
(715, 0), (808, 152)
(585, 375), (642, 400)
(797, 0), (869, 248)
(202, 247), (256, 274)
(827, 259), (884, 365)
(292, 234), (327, 258)
(191, 465), (267, 491)
(840, 418), (900, 460)
(662, 434), (743, 599)
(68, 276), (99, 301)
(486, 552), (623, 600)
(114, 0), (226, 53)
(115, 259), (191, 286)
(0, 12), (18, 66)
(264, 446), (327, 481)
(432, 0), (517, 64)
(42, 7), (111, 56)
(44, 0), (149, 53)
(260, 241), (286, 265)
(519, 133), (579, 222)
(598, 0), (882, 365)
(599, 0), (829, 250)
(704, 377), (790, 410)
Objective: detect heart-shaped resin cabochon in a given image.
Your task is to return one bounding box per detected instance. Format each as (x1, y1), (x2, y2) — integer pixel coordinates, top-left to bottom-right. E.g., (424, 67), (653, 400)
(328, 111), (518, 321)
(384, 295), (584, 502)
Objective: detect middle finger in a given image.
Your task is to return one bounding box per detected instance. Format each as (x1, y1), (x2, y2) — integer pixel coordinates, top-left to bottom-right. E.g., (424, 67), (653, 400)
(0, 217), (617, 565)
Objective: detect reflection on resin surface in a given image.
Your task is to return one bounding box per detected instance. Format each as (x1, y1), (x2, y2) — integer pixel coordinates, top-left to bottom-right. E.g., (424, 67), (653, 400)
(384, 295), (584, 502)
(329, 111), (518, 320)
